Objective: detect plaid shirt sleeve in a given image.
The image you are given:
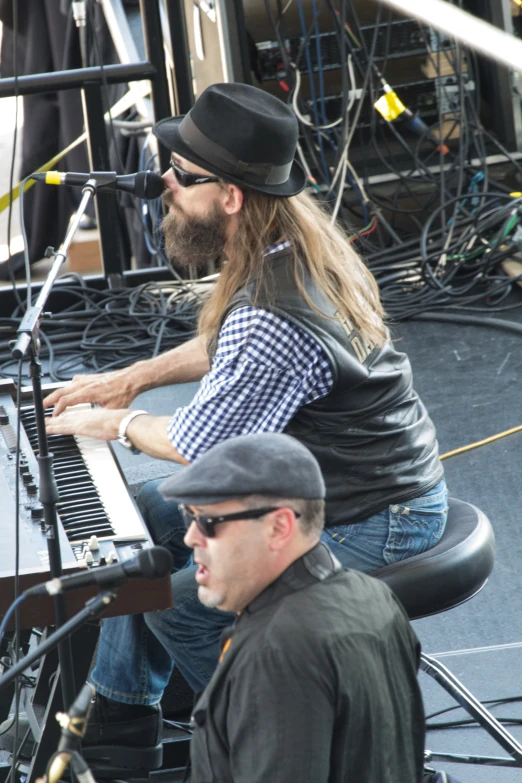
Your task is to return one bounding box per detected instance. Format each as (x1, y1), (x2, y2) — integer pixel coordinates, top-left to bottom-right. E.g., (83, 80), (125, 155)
(167, 306), (334, 462)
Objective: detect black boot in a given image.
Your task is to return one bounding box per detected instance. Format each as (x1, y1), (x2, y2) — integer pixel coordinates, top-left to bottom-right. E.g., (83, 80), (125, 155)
(82, 693), (163, 771)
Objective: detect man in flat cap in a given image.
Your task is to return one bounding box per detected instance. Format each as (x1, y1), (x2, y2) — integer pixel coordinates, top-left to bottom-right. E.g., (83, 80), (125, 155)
(158, 433), (425, 783)
(42, 82), (446, 762)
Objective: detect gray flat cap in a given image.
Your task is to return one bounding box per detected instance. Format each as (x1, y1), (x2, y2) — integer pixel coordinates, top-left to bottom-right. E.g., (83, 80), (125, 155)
(159, 433), (325, 505)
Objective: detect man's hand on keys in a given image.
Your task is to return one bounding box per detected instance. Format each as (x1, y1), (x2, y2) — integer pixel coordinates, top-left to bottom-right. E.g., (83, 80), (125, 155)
(43, 369), (139, 416)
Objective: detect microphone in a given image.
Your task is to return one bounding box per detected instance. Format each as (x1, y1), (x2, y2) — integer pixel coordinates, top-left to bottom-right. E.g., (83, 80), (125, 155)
(26, 546), (173, 597)
(31, 170), (165, 200)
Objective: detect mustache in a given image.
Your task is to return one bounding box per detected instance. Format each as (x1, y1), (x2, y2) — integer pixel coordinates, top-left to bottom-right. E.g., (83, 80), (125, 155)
(161, 190), (174, 207)
(162, 190), (186, 219)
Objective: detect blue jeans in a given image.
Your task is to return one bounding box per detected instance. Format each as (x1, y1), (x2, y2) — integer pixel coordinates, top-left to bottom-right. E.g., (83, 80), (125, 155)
(321, 479), (448, 571)
(90, 479), (235, 703)
(91, 478), (447, 705)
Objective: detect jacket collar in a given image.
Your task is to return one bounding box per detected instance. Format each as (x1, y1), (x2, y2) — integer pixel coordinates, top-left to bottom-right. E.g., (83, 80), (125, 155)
(243, 541), (342, 616)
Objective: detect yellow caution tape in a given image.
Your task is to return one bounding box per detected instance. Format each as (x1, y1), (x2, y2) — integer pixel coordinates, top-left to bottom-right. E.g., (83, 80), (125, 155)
(0, 81), (152, 215)
(374, 91), (407, 122)
(0, 132), (87, 215)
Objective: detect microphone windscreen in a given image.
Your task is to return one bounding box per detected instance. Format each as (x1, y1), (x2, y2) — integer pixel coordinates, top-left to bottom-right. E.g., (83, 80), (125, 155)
(139, 546), (173, 579)
(135, 170), (165, 200)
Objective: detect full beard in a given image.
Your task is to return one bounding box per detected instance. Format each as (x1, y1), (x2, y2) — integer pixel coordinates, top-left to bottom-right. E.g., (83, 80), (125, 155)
(160, 193), (228, 269)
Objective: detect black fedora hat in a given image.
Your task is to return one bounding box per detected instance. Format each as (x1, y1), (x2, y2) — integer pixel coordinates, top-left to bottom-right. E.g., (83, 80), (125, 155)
(153, 82), (306, 197)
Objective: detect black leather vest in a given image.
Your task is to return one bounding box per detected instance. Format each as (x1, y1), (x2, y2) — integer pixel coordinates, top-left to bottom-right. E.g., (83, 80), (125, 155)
(209, 248), (444, 526)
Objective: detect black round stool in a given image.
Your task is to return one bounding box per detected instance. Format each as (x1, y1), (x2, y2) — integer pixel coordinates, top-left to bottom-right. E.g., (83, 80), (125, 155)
(371, 497), (522, 769)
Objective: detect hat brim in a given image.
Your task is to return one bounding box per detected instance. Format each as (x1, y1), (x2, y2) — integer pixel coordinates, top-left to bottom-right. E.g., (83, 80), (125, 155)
(153, 115), (307, 197)
(159, 489), (259, 506)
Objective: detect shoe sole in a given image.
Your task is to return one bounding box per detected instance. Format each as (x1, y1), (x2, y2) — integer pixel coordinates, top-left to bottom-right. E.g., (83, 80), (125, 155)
(82, 743), (163, 770)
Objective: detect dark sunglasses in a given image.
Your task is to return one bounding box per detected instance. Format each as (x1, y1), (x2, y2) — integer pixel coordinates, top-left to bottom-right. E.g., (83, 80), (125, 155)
(179, 504), (300, 538)
(170, 158), (220, 188)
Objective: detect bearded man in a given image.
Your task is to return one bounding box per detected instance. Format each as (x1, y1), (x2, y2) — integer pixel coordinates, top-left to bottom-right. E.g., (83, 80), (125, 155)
(43, 83), (447, 767)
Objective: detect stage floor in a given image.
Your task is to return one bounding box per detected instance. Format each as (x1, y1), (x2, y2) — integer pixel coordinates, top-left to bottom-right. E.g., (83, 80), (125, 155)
(4, 306), (522, 779)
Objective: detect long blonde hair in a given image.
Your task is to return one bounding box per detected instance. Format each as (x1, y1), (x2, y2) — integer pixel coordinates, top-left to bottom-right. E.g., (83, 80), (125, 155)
(198, 188), (387, 347)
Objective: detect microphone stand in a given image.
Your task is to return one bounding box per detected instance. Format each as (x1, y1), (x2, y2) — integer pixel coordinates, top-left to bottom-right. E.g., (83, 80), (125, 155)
(11, 181), (98, 714)
(0, 591), (115, 783)
(0, 592), (116, 692)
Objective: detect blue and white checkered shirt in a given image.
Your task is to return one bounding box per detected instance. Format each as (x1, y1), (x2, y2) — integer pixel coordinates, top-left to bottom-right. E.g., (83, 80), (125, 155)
(168, 305), (334, 462)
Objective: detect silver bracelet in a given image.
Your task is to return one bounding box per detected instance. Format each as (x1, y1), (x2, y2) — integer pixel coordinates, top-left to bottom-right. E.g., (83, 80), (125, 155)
(117, 409), (149, 452)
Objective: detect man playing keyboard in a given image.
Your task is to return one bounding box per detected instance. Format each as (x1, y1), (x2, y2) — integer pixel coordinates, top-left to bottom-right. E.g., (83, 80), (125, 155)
(44, 82), (447, 763)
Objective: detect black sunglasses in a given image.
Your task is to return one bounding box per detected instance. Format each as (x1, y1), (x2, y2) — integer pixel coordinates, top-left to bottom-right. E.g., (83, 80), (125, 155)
(170, 158), (220, 188)
(179, 505), (300, 538)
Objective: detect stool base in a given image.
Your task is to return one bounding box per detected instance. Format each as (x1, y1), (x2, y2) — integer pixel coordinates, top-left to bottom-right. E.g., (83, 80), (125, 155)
(422, 653), (522, 768)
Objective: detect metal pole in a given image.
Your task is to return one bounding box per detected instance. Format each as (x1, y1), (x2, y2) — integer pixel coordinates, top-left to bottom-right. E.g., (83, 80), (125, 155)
(163, 0), (194, 114)
(139, 0), (173, 173)
(82, 83), (128, 280)
(0, 63), (157, 98)
(215, 0), (251, 86)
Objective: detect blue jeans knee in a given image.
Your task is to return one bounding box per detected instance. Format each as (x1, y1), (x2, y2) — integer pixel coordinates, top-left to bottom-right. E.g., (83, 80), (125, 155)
(137, 478), (191, 571)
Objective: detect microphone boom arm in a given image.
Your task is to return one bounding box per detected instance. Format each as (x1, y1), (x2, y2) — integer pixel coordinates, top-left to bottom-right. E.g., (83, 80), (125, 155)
(0, 592), (117, 692)
(12, 180), (97, 360)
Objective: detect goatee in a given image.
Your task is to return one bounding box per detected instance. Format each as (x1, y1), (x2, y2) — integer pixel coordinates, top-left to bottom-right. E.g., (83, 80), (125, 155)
(160, 195), (228, 269)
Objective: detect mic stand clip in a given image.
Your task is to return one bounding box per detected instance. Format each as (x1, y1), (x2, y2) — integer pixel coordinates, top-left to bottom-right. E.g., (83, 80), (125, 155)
(47, 681), (98, 783)
(55, 710), (89, 739)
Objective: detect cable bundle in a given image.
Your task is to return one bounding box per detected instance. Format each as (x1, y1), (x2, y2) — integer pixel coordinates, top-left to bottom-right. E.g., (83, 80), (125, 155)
(0, 278), (206, 382)
(259, 0), (522, 317)
(367, 192), (522, 319)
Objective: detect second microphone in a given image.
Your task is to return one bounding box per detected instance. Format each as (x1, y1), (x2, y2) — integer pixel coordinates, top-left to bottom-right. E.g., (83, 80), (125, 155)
(25, 546), (173, 597)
